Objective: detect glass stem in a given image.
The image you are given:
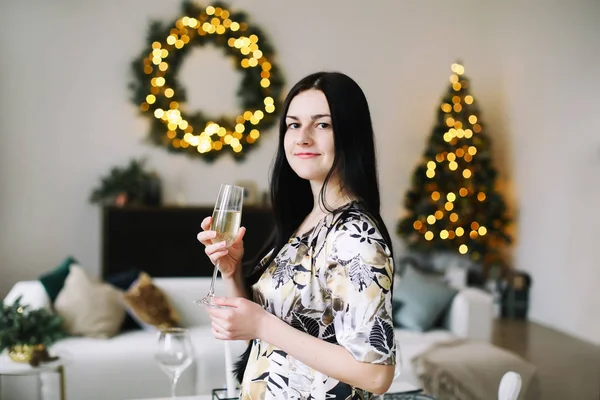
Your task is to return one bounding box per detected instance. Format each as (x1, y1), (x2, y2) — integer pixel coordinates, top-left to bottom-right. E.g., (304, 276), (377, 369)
(208, 260), (220, 298)
(171, 373), (180, 399)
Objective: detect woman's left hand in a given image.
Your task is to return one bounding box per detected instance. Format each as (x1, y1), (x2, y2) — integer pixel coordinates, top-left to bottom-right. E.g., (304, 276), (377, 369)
(205, 297), (270, 341)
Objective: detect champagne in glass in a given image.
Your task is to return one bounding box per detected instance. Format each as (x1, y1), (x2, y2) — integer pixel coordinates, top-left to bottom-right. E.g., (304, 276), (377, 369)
(196, 183), (244, 307)
(155, 328), (194, 399)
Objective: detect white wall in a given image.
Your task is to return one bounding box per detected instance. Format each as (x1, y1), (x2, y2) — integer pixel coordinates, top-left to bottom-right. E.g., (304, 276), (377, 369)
(1, 0), (598, 345)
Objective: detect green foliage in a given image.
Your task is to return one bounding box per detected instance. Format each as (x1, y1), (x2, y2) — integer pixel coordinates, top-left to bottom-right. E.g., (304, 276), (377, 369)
(130, 1), (285, 162)
(89, 158), (156, 205)
(397, 63), (512, 268)
(0, 296), (68, 353)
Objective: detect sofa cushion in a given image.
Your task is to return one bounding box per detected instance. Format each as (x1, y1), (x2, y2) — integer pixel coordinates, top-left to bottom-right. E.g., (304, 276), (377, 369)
(394, 266), (458, 332)
(123, 272), (180, 330)
(105, 268), (143, 332)
(54, 264), (126, 338)
(38, 256), (77, 303)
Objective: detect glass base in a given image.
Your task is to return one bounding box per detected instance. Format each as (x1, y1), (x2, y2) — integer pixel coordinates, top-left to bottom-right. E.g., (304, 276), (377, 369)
(194, 296), (233, 309)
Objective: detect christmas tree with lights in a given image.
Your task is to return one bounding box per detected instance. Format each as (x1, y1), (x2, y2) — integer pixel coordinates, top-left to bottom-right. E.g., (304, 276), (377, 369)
(397, 62), (512, 274)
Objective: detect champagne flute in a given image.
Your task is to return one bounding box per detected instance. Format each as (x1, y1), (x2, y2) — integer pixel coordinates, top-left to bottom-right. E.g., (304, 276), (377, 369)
(196, 183), (244, 308)
(155, 328), (194, 399)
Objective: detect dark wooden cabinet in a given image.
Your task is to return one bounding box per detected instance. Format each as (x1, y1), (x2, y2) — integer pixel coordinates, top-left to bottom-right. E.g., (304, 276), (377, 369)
(101, 206), (274, 279)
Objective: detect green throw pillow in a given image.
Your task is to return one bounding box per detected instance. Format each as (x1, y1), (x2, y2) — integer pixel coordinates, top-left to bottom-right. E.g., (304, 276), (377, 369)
(39, 256), (77, 303)
(394, 265), (458, 332)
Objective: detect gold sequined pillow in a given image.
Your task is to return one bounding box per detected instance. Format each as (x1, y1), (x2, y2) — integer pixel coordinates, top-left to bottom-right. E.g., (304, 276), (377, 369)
(123, 272), (180, 330)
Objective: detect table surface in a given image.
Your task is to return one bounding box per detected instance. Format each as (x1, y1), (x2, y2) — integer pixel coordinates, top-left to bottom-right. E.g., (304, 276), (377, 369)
(0, 354), (67, 376)
(128, 381), (421, 400)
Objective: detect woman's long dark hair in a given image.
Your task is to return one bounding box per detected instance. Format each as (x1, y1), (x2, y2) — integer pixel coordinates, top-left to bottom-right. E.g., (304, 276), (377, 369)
(234, 71), (394, 383)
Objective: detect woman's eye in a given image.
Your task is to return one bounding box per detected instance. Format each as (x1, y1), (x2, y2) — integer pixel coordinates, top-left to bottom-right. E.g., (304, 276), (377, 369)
(316, 122), (331, 129)
(287, 122), (299, 129)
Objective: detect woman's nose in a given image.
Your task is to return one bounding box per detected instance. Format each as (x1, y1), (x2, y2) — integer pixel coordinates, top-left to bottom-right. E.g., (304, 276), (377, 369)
(296, 127), (312, 146)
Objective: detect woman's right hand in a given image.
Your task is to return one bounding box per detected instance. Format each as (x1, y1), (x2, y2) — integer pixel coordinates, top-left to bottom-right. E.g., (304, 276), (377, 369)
(197, 216), (246, 279)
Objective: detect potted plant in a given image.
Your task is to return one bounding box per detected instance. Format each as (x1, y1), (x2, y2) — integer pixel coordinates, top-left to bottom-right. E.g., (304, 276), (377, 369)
(89, 158), (162, 207)
(0, 296), (68, 365)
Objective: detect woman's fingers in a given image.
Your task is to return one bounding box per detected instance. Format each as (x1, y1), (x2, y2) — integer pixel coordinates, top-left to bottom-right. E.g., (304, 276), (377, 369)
(234, 226), (246, 245)
(197, 230), (217, 245)
(205, 240), (227, 254)
(208, 249), (229, 265)
(201, 216), (212, 231)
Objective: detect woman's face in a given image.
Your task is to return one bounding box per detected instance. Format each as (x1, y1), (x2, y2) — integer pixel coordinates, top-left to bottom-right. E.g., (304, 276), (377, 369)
(284, 90), (335, 185)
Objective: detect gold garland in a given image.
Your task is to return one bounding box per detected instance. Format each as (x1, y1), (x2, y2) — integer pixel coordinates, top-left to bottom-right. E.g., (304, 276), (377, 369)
(130, 1), (285, 161)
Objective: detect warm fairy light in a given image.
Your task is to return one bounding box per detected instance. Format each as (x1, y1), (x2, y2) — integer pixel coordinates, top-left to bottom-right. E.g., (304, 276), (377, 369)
(459, 244), (468, 254)
(463, 169), (472, 179)
(456, 227), (465, 236)
(449, 161), (458, 170)
(435, 211), (444, 219)
(431, 191), (441, 201)
(468, 146), (477, 155)
(451, 63), (465, 75)
(441, 103), (452, 113)
(465, 95), (473, 104)
(478, 226), (488, 236)
(447, 192), (456, 202)
(413, 221), (423, 230)
(446, 117), (455, 127)
(138, 4), (277, 156)
(464, 129), (473, 138)
(425, 231), (434, 241)
(471, 221), (480, 230)
(468, 115), (478, 124)
(427, 161), (436, 170)
(450, 213), (459, 222)
(426, 170), (435, 178)
(440, 230), (449, 239)
(427, 215), (436, 224)
(477, 192), (486, 201)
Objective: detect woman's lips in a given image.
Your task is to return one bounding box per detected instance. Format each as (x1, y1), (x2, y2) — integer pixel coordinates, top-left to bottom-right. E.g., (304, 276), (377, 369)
(295, 153), (319, 159)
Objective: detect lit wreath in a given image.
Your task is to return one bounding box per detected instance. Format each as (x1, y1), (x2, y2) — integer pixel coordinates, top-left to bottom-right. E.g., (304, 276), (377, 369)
(130, 1), (285, 161)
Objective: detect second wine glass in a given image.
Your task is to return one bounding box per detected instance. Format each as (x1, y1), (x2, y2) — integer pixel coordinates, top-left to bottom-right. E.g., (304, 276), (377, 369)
(155, 327), (194, 399)
(196, 183), (244, 308)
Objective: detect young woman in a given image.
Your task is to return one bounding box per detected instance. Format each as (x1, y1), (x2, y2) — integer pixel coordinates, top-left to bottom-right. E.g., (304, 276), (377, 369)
(197, 72), (396, 399)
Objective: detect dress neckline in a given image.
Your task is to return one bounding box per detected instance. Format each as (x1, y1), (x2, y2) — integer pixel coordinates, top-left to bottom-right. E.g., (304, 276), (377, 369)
(291, 200), (359, 241)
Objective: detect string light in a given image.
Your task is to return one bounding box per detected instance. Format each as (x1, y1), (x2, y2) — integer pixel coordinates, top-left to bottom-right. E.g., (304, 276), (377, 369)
(136, 3), (282, 158)
(407, 61), (502, 259)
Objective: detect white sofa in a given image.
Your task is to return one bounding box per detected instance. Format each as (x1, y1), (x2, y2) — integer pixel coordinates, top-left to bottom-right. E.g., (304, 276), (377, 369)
(1, 277), (493, 400)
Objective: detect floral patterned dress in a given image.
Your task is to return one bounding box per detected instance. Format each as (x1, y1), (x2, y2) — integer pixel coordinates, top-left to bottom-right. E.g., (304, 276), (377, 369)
(240, 202), (396, 400)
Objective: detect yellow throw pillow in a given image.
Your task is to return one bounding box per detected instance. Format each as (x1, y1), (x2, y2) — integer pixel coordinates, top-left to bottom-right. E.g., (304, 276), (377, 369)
(123, 272), (180, 330)
(54, 265), (125, 338)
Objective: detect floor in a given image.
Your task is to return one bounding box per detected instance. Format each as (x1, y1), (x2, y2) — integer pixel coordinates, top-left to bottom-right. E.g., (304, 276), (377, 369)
(492, 319), (600, 399)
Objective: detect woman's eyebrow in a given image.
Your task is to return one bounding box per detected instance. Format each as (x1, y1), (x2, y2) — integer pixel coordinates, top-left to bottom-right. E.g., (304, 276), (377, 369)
(286, 114), (331, 121)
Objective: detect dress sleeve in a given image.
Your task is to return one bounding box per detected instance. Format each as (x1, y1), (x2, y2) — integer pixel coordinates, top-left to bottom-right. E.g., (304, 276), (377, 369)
(323, 215), (396, 365)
